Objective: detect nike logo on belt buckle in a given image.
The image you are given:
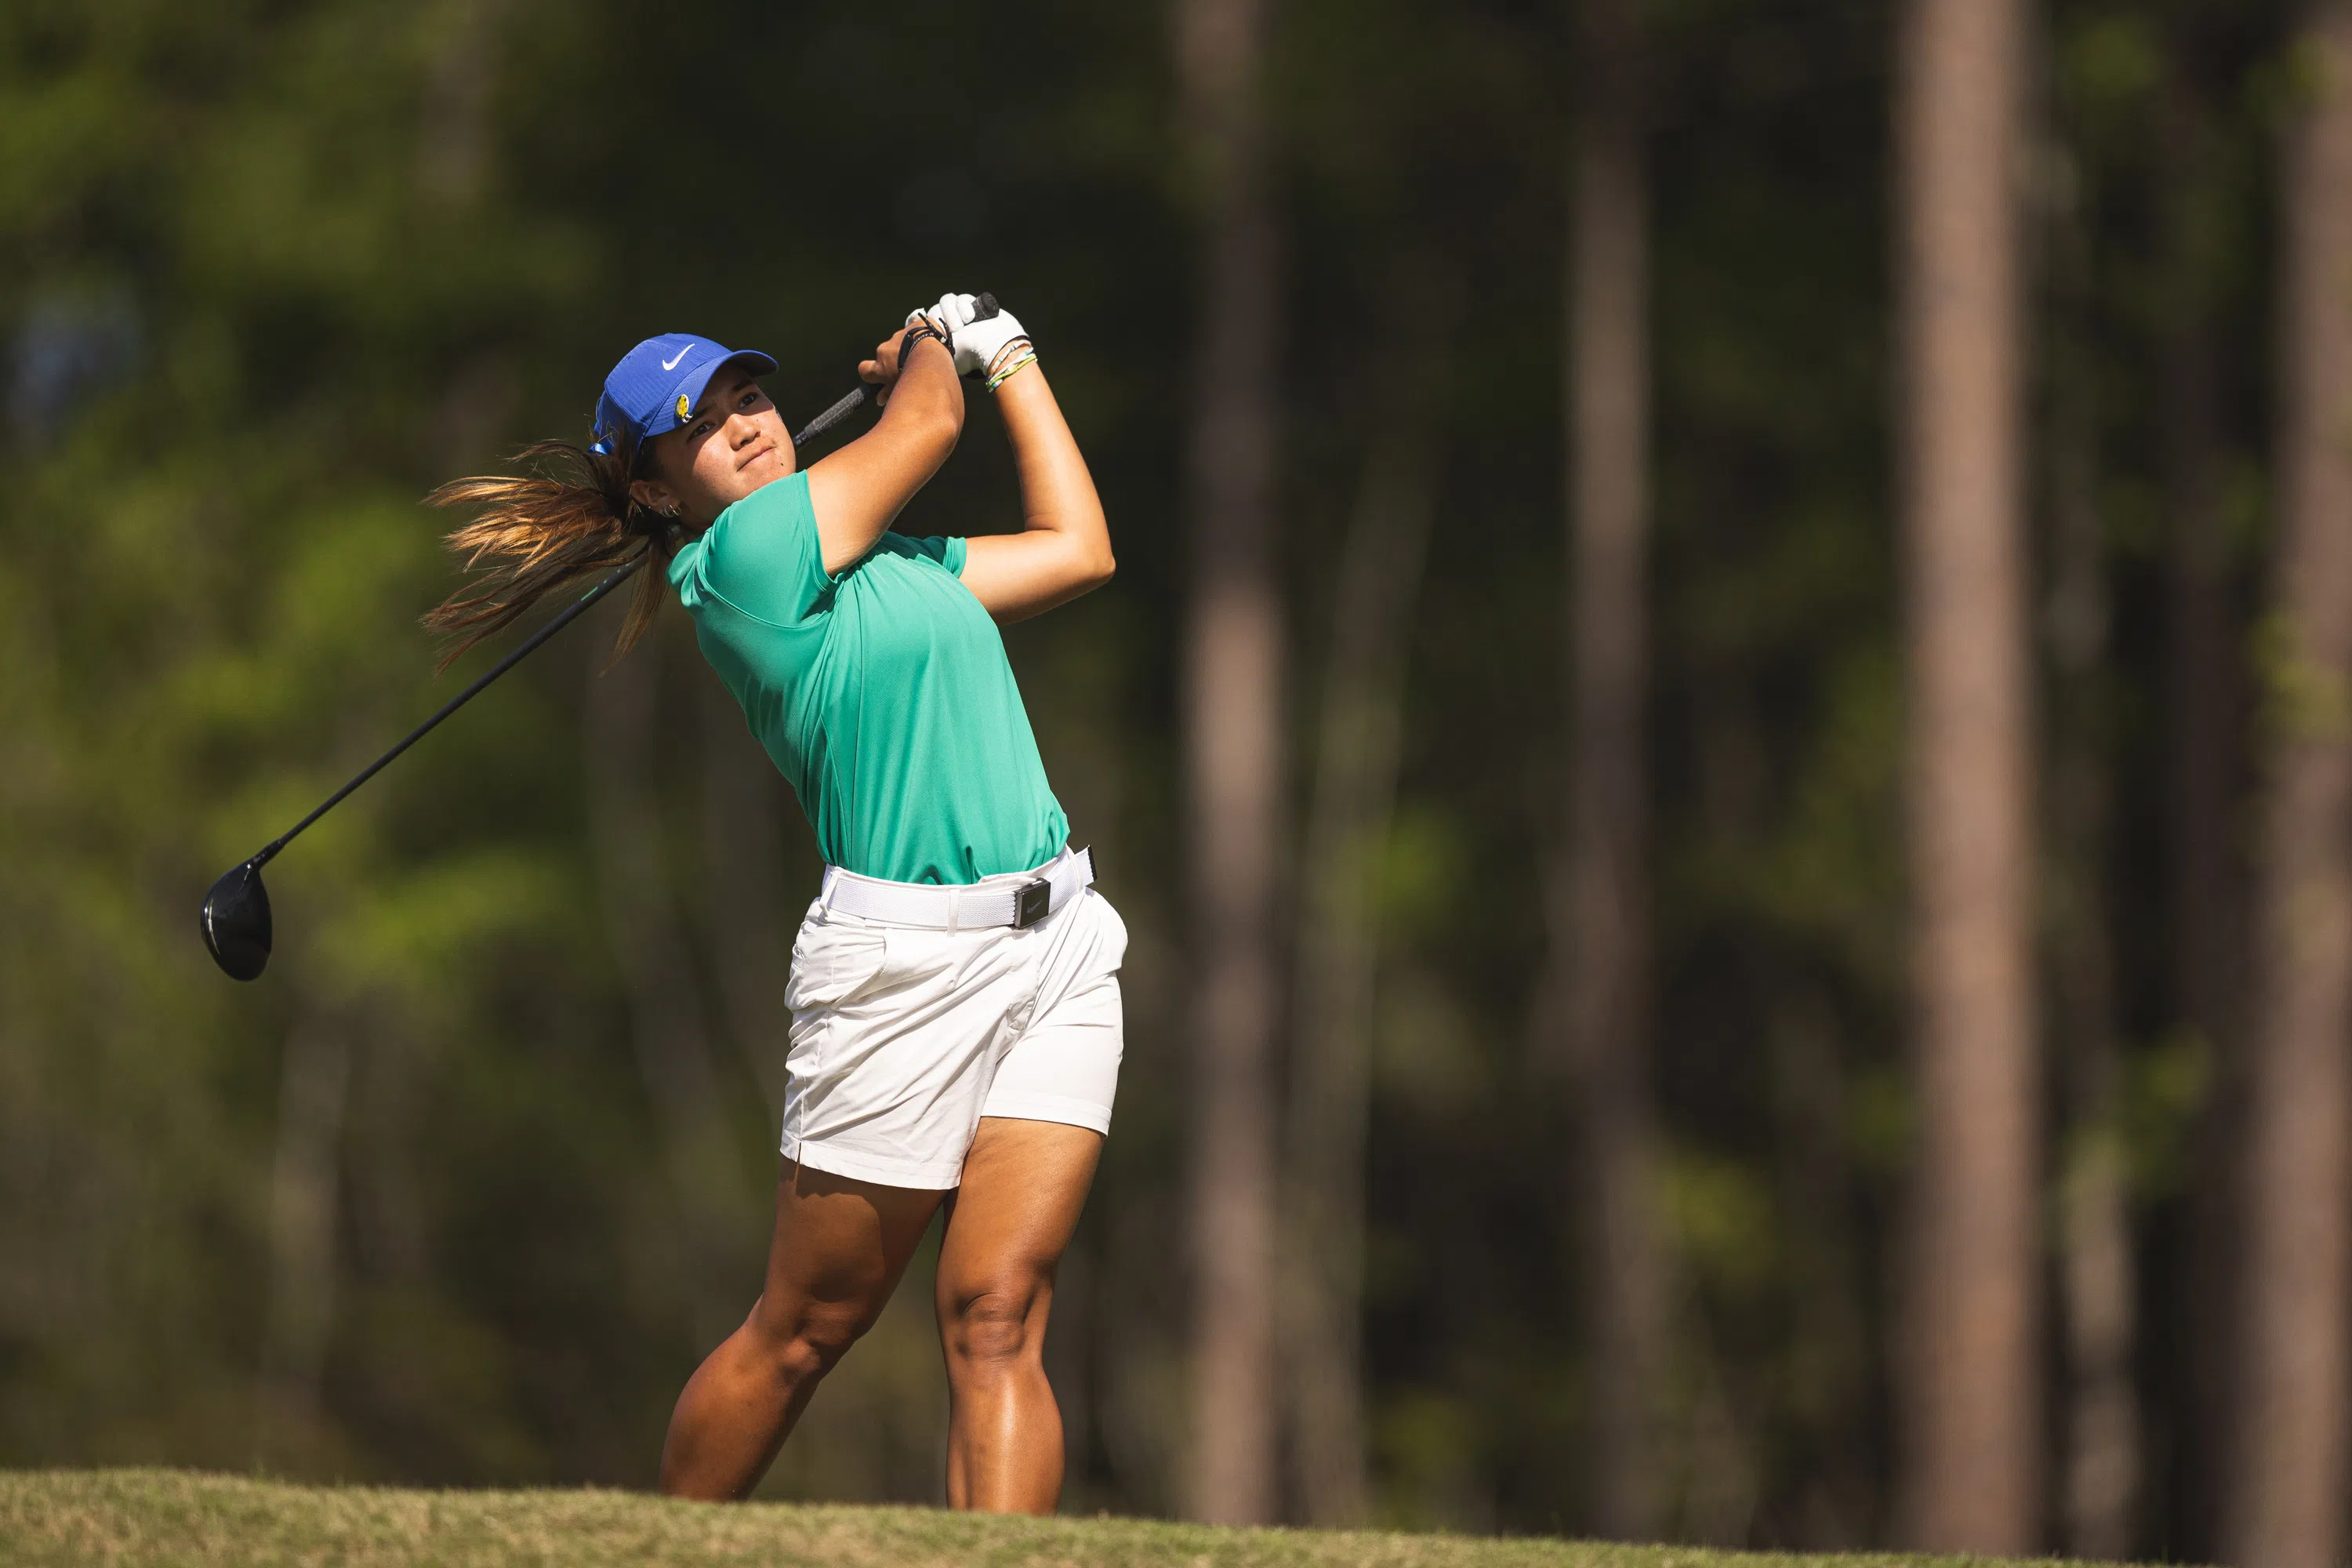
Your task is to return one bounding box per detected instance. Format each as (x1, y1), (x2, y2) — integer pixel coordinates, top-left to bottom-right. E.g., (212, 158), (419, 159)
(1013, 879), (1052, 929)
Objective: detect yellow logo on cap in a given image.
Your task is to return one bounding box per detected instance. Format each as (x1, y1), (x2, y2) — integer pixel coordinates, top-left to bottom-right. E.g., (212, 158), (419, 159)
(676, 393), (691, 423)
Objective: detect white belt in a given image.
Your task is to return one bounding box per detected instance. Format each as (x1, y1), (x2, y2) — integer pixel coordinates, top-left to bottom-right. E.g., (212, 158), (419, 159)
(818, 847), (1095, 931)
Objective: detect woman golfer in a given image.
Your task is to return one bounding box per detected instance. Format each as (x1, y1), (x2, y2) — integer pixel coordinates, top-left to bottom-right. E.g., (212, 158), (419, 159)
(427, 294), (1121, 1510)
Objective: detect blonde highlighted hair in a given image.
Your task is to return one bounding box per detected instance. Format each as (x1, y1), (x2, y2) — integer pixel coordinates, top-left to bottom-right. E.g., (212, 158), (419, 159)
(423, 439), (677, 669)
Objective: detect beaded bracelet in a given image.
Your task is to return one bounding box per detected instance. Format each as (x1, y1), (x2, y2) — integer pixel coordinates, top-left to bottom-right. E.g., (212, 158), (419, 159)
(985, 340), (1038, 394)
(985, 336), (1032, 376)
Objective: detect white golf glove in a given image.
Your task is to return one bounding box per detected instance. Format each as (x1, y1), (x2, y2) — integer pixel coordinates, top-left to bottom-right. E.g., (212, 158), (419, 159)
(910, 291), (1029, 379)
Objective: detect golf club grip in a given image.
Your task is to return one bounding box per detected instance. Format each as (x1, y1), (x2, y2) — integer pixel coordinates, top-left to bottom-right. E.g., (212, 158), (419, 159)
(972, 292), (999, 321)
(793, 384), (873, 446)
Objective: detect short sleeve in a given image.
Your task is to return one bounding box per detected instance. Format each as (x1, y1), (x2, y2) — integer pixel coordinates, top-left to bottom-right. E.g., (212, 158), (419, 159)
(906, 535), (967, 576)
(696, 473), (833, 625)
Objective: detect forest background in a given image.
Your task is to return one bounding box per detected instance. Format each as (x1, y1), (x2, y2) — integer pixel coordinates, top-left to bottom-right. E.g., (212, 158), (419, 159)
(5, 0), (2347, 1564)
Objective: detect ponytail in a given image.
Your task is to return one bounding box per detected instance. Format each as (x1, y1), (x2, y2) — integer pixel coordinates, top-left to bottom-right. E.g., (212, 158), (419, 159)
(423, 439), (675, 670)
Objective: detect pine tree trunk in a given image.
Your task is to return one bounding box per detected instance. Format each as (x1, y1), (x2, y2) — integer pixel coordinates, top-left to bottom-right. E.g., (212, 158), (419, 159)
(2158, 34), (2245, 1557)
(1768, 1000), (1871, 1544)
(1283, 265), (1452, 1526)
(260, 1006), (354, 1457)
(2046, 165), (2137, 1559)
(1560, 0), (1664, 1538)
(699, 671), (793, 1119)
(583, 638), (755, 1352)
(1179, 0), (1283, 1526)
(2225, 9), (2352, 1564)
(1893, 0), (2042, 1551)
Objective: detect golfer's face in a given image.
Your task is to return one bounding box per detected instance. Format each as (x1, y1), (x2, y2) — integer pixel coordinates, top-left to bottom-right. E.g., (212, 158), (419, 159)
(662, 368), (794, 520)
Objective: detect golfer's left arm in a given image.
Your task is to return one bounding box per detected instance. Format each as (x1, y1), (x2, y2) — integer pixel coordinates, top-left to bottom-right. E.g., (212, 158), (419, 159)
(956, 364), (1115, 622)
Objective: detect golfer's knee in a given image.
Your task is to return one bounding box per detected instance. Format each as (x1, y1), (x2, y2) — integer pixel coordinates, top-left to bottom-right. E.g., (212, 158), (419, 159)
(749, 1294), (877, 1381)
(942, 1279), (1044, 1379)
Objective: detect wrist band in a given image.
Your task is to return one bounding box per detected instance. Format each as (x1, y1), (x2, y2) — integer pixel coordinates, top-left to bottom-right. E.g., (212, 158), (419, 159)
(985, 340), (1037, 394)
(985, 337), (1032, 377)
(898, 324), (946, 371)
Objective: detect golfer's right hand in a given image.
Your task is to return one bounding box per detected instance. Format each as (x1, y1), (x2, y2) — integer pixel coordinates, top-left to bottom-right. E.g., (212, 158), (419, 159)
(860, 316), (948, 397)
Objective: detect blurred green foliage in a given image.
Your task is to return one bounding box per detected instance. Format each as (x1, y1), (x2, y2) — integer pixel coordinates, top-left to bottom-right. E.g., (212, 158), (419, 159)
(0, 0), (2296, 1556)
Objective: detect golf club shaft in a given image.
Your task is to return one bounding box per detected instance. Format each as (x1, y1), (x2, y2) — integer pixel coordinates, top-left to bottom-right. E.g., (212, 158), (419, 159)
(248, 383), (880, 868)
(253, 558), (643, 866)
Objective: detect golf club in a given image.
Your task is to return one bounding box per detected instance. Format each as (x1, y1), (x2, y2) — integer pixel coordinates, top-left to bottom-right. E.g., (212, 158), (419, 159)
(199, 363), (907, 982)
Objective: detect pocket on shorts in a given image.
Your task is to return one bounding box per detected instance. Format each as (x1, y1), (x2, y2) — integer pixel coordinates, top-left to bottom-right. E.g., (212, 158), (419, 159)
(785, 917), (891, 1012)
(1089, 890), (1130, 968)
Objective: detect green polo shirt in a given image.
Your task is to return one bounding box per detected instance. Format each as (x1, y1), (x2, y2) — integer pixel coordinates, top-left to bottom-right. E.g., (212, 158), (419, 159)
(667, 471), (1068, 885)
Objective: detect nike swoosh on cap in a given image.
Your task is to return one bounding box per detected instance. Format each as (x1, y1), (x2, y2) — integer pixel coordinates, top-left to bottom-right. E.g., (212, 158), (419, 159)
(662, 344), (694, 371)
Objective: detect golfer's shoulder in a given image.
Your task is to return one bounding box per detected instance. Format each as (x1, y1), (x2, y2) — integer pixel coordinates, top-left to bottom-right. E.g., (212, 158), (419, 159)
(708, 470), (815, 550)
(686, 473), (830, 625)
(701, 473), (820, 574)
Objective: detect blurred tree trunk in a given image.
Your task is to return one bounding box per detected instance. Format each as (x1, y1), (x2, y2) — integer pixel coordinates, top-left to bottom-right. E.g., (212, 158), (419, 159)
(260, 1005), (354, 1457)
(2045, 147), (2137, 1559)
(1282, 263), (1453, 1526)
(2226, 9), (2352, 1565)
(699, 673), (793, 1119)
(416, 0), (507, 206)
(1768, 1000), (1871, 1545)
(1893, 0), (2042, 1552)
(1556, 0), (1666, 1540)
(1178, 0), (1284, 1526)
(584, 639), (756, 1352)
(2158, 30), (2246, 1557)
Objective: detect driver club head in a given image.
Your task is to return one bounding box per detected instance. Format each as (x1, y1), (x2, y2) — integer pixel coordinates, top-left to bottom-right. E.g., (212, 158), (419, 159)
(201, 859), (273, 981)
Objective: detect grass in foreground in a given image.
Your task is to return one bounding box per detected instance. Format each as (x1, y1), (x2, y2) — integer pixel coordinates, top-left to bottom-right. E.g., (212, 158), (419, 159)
(0, 1468), (2083, 1568)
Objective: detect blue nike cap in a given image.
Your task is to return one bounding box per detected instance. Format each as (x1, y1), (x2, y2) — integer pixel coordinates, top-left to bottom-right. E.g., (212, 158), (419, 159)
(590, 333), (779, 463)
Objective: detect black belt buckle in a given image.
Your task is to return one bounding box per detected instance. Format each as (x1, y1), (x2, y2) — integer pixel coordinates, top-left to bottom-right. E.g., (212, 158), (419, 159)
(1013, 878), (1052, 930)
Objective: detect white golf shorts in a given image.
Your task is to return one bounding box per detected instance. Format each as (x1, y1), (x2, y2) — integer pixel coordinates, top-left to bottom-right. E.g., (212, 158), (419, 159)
(778, 876), (1128, 1189)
